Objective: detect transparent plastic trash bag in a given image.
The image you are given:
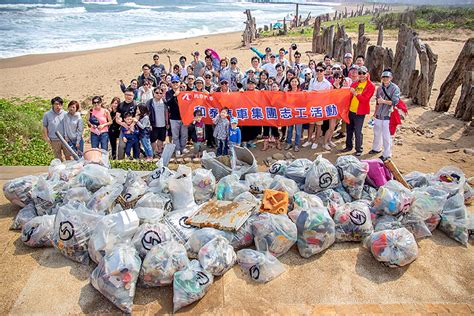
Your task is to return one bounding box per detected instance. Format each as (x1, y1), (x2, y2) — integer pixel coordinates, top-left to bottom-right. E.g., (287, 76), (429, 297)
(364, 227), (418, 267)
(90, 243), (141, 313)
(439, 192), (469, 245)
(75, 164), (113, 192)
(64, 186), (92, 204)
(86, 183), (124, 214)
(433, 166), (466, 196)
(304, 155), (340, 193)
(122, 171), (147, 203)
(228, 214), (259, 250)
(21, 215), (55, 247)
(371, 180), (414, 216)
(131, 222), (174, 258)
(3, 175), (38, 207)
(252, 213), (297, 257)
(11, 203), (37, 230)
(198, 235), (236, 276)
(288, 207), (336, 258)
(186, 227), (233, 259)
(88, 210), (140, 264)
(216, 174), (250, 201)
(293, 191), (324, 209)
(173, 260), (214, 312)
(192, 168), (216, 204)
(168, 165), (196, 211)
(245, 172), (273, 195)
(52, 201), (102, 264)
(268, 160), (289, 176)
(284, 158), (313, 185)
(236, 248), (285, 283)
(164, 207), (199, 244)
(335, 155), (369, 200)
(334, 201), (373, 242)
(139, 240), (189, 287)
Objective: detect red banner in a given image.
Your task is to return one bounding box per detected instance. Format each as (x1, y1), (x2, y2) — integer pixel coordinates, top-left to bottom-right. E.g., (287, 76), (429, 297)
(177, 89), (352, 126)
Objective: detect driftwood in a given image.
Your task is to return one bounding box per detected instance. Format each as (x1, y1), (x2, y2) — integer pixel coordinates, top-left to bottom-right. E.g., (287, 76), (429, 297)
(384, 47), (393, 70)
(353, 23), (370, 58)
(435, 38), (474, 112)
(332, 24), (352, 62)
(392, 24), (417, 95)
(366, 45), (385, 82)
(377, 24), (384, 46)
(408, 70), (420, 99)
(411, 36), (431, 106)
(454, 71), (473, 121)
(242, 10), (257, 47)
(312, 16), (323, 53)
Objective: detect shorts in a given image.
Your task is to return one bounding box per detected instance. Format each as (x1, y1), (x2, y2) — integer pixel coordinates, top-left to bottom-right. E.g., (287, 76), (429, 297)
(150, 126), (167, 142)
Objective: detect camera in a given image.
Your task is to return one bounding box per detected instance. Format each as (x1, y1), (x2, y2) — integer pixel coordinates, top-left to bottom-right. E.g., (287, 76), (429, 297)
(291, 43), (297, 50)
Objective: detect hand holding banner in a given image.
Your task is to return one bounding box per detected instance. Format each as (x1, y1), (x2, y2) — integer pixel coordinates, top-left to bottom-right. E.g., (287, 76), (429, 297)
(177, 89), (352, 126)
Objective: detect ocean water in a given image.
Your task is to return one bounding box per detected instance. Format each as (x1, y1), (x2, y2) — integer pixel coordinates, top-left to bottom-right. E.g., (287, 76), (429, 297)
(0, 0), (336, 59)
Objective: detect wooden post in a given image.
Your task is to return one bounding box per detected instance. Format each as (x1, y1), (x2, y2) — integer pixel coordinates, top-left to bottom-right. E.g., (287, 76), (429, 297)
(392, 24), (417, 95)
(435, 38), (474, 112)
(366, 45), (385, 82)
(426, 44), (438, 94)
(295, 4), (299, 27)
(312, 16), (322, 53)
(408, 70), (420, 99)
(283, 17), (287, 35)
(454, 71), (473, 121)
(412, 36), (430, 106)
(377, 24), (384, 46)
(354, 23), (370, 58)
(384, 47), (394, 70)
(327, 25), (335, 57)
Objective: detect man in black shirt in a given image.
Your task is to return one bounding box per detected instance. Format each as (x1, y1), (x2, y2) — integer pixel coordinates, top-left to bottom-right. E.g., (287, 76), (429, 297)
(116, 87), (138, 159)
(165, 75), (189, 156)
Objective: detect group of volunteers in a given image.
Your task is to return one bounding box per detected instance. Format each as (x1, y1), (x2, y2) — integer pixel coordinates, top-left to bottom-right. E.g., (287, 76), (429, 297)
(42, 45), (401, 162)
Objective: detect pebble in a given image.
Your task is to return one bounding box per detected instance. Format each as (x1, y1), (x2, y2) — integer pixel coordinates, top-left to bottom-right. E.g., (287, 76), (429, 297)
(447, 149), (460, 154)
(272, 153), (285, 160)
(464, 148), (474, 155)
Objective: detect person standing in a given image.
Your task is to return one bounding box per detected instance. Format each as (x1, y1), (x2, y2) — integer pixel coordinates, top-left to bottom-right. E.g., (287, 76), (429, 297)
(341, 66), (375, 156)
(87, 96), (112, 151)
(62, 100), (84, 157)
(146, 87), (168, 157)
(305, 64), (331, 150)
(116, 88), (138, 159)
(284, 77), (303, 152)
(369, 69), (400, 161)
(137, 64), (158, 87)
(220, 57), (243, 92)
(191, 51), (206, 77)
(108, 97), (121, 159)
(342, 53), (354, 77)
(137, 79), (154, 103)
(151, 54), (166, 81)
(165, 75), (188, 156)
(42, 97), (69, 160)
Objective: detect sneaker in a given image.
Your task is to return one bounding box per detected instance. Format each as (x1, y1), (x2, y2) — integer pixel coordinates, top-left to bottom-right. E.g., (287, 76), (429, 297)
(379, 155), (391, 161)
(340, 147), (352, 153)
(311, 143), (319, 150)
(294, 145), (300, 152)
(182, 148), (190, 154)
(328, 141), (337, 148)
(355, 151), (362, 157)
(302, 141), (312, 148)
(369, 149), (382, 155)
(323, 144), (332, 151)
(248, 142), (257, 148)
(284, 143), (292, 150)
(175, 150), (182, 157)
(334, 132), (345, 139)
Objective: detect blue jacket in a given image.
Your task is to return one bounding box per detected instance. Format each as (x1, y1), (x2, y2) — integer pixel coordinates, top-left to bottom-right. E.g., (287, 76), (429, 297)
(229, 127), (241, 145)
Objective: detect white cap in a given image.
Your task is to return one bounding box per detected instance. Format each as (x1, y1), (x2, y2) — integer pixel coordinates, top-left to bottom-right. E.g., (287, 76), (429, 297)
(303, 68), (312, 75)
(344, 53), (353, 59)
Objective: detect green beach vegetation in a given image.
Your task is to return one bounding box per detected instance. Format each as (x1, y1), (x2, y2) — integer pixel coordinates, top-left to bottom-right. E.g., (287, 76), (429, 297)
(260, 6), (474, 38)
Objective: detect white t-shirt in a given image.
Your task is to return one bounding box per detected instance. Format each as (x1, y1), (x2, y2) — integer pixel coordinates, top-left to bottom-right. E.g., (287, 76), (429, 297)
(308, 78), (332, 91)
(261, 62), (278, 78)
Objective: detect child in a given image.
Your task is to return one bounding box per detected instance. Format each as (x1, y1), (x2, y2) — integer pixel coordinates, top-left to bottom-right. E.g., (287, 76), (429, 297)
(229, 117), (241, 149)
(213, 107), (230, 156)
(188, 109), (206, 159)
(135, 104), (153, 161)
(121, 113), (139, 159)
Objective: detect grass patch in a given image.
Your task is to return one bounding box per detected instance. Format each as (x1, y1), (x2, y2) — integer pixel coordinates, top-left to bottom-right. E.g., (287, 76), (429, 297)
(0, 98), (55, 166)
(110, 159), (157, 171)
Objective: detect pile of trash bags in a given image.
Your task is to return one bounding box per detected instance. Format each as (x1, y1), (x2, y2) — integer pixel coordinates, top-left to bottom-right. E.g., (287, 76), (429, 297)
(3, 155), (473, 313)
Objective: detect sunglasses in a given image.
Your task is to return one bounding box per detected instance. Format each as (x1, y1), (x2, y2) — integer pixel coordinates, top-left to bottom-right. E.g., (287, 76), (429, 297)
(154, 58), (159, 61)
(205, 76), (212, 79)
(188, 77), (195, 80)
(221, 82), (229, 85)
(154, 91), (163, 94)
(316, 69), (324, 72)
(231, 62), (237, 64)
(92, 101), (100, 104)
(358, 71), (367, 75)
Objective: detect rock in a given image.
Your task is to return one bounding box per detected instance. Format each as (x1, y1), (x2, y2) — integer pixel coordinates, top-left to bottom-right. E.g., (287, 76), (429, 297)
(421, 157), (426, 161)
(272, 153), (285, 160)
(464, 148), (474, 155)
(284, 152), (296, 160)
(447, 149), (460, 154)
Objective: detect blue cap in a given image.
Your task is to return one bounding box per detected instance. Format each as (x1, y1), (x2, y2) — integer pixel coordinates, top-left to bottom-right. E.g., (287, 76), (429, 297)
(230, 117), (238, 124)
(171, 75), (180, 83)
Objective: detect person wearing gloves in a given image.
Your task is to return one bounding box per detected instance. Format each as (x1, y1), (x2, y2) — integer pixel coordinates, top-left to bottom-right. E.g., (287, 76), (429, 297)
(341, 66), (375, 156)
(369, 69), (400, 161)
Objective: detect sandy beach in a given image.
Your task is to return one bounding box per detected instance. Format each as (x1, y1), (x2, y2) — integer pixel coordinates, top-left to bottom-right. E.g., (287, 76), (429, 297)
(0, 17), (473, 175)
